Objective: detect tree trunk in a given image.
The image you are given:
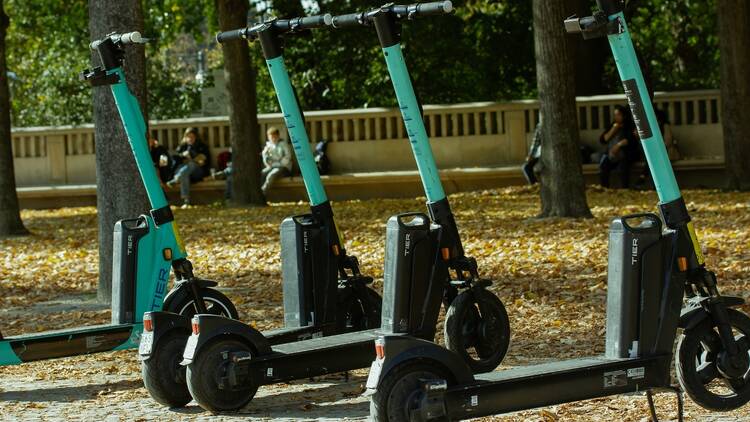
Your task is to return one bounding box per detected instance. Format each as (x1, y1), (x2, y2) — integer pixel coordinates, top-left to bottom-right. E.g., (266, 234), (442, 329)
(718, 0), (750, 190)
(533, 0), (592, 218)
(216, 0), (265, 205)
(88, 0), (150, 302)
(0, 1), (28, 237)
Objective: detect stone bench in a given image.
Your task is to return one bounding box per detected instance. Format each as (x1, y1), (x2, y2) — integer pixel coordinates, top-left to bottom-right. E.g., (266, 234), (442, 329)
(16, 158), (726, 209)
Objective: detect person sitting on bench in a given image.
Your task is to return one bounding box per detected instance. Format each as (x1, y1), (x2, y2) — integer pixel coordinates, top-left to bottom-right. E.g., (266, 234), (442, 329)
(261, 126), (292, 195)
(167, 127), (210, 207)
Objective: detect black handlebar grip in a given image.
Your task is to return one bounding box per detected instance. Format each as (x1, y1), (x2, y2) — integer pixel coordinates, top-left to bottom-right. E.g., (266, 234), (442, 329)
(216, 28), (248, 44)
(330, 12), (366, 28)
(295, 13), (333, 30)
(393, 1), (453, 18)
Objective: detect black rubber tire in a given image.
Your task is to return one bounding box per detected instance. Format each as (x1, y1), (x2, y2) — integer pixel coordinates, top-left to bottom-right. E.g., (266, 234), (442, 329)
(370, 360), (451, 422)
(676, 308), (750, 411)
(185, 337), (259, 413)
(337, 286), (382, 331)
(444, 288), (510, 373)
(165, 287), (239, 320)
(141, 330), (192, 408)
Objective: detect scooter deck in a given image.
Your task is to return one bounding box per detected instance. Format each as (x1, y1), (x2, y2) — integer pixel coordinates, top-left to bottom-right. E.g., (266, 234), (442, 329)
(245, 329), (383, 384)
(0, 323), (138, 365)
(443, 355), (671, 419)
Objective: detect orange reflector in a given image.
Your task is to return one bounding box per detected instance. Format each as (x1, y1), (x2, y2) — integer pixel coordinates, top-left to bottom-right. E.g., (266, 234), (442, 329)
(143, 313), (153, 332)
(332, 244), (340, 256)
(375, 341), (385, 360)
(678, 257), (688, 272)
(441, 248), (450, 260)
(163, 248), (172, 261)
(191, 317), (200, 335)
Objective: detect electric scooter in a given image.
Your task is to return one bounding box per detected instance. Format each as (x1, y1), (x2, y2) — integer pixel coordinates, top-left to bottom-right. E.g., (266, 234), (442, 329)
(139, 16), (383, 408)
(176, 5), (509, 413)
(0, 32), (239, 367)
(365, 2), (750, 420)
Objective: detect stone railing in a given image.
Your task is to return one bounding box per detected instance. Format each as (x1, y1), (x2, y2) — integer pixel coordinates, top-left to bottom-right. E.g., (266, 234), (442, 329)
(11, 90), (723, 187)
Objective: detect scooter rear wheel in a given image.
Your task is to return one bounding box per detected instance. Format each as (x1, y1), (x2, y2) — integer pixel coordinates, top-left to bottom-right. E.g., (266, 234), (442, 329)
(445, 288), (510, 373)
(141, 331), (192, 408)
(186, 337), (259, 413)
(370, 361), (451, 422)
(676, 308), (750, 411)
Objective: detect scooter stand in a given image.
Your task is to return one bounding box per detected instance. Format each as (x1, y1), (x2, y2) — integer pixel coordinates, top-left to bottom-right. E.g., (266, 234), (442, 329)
(646, 386), (684, 422)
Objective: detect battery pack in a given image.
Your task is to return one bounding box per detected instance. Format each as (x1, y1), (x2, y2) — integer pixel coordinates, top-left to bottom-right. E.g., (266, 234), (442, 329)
(111, 216), (150, 324)
(605, 214), (663, 358)
(280, 214), (331, 328)
(381, 213), (439, 334)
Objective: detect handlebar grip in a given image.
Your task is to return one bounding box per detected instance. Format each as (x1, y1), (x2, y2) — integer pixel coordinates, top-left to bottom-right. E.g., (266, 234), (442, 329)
(393, 1), (453, 18)
(330, 12), (366, 28)
(295, 13), (333, 30)
(216, 28), (248, 44)
(119, 31), (143, 45)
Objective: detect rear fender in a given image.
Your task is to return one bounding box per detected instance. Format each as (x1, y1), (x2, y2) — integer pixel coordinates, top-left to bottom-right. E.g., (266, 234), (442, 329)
(139, 311), (190, 361)
(369, 336), (474, 392)
(182, 315), (271, 365)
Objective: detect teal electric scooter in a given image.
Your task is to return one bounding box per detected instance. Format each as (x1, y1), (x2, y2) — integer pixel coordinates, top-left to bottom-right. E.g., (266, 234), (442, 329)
(0, 32), (238, 367)
(165, 7), (508, 413)
(364, 2), (750, 420)
(140, 17), (383, 408)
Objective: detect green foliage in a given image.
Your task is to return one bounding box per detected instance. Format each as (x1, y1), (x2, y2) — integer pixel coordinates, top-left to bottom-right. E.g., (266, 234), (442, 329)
(3, 0), (724, 126)
(627, 0), (719, 91)
(5, 0), (90, 126)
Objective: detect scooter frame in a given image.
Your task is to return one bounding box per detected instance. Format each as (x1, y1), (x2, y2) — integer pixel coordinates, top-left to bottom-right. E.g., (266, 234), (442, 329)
(366, 1), (750, 420)
(177, 6), (507, 412)
(0, 32), (235, 366)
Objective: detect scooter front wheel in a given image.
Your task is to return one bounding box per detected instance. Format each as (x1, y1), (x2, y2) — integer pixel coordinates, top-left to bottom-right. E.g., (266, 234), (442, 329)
(444, 288), (510, 373)
(141, 331), (192, 408)
(370, 361), (451, 422)
(337, 286), (383, 331)
(186, 337), (259, 413)
(165, 287), (239, 320)
(676, 308), (750, 411)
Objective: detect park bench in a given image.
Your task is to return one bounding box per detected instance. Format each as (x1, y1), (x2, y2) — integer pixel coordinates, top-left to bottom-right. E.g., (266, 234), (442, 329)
(15, 158), (725, 209)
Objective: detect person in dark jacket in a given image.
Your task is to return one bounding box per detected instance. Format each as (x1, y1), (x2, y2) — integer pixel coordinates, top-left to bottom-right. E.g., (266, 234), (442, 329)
(166, 127), (210, 207)
(148, 135), (172, 183)
(599, 105), (639, 188)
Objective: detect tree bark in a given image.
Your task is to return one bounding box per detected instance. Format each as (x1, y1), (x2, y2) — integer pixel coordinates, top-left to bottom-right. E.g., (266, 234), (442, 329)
(0, 1), (28, 237)
(718, 0), (750, 190)
(533, 0), (592, 218)
(216, 0), (265, 205)
(88, 0), (150, 302)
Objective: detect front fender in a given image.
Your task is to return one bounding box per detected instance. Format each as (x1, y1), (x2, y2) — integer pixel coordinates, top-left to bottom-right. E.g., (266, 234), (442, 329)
(367, 336), (475, 393)
(182, 315), (272, 365)
(139, 311), (190, 360)
(162, 278), (219, 313)
(679, 296), (745, 331)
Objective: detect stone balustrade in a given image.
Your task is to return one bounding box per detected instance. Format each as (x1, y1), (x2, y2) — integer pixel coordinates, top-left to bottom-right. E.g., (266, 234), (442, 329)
(11, 90), (723, 187)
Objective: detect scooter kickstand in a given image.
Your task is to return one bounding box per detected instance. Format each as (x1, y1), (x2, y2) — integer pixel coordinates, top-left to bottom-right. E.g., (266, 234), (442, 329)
(645, 387), (684, 422)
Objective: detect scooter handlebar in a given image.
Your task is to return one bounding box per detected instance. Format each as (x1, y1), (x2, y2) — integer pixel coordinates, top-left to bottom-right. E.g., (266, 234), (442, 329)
(392, 1), (453, 18)
(330, 12), (366, 28)
(89, 31), (145, 50)
(330, 1), (453, 28)
(216, 14), (332, 43)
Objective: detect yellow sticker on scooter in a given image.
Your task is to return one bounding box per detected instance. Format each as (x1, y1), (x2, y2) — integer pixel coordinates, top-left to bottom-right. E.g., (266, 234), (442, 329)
(172, 223), (187, 255)
(687, 221), (705, 265)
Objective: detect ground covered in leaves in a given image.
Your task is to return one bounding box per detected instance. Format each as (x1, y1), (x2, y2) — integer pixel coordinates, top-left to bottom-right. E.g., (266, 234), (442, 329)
(0, 186), (749, 421)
